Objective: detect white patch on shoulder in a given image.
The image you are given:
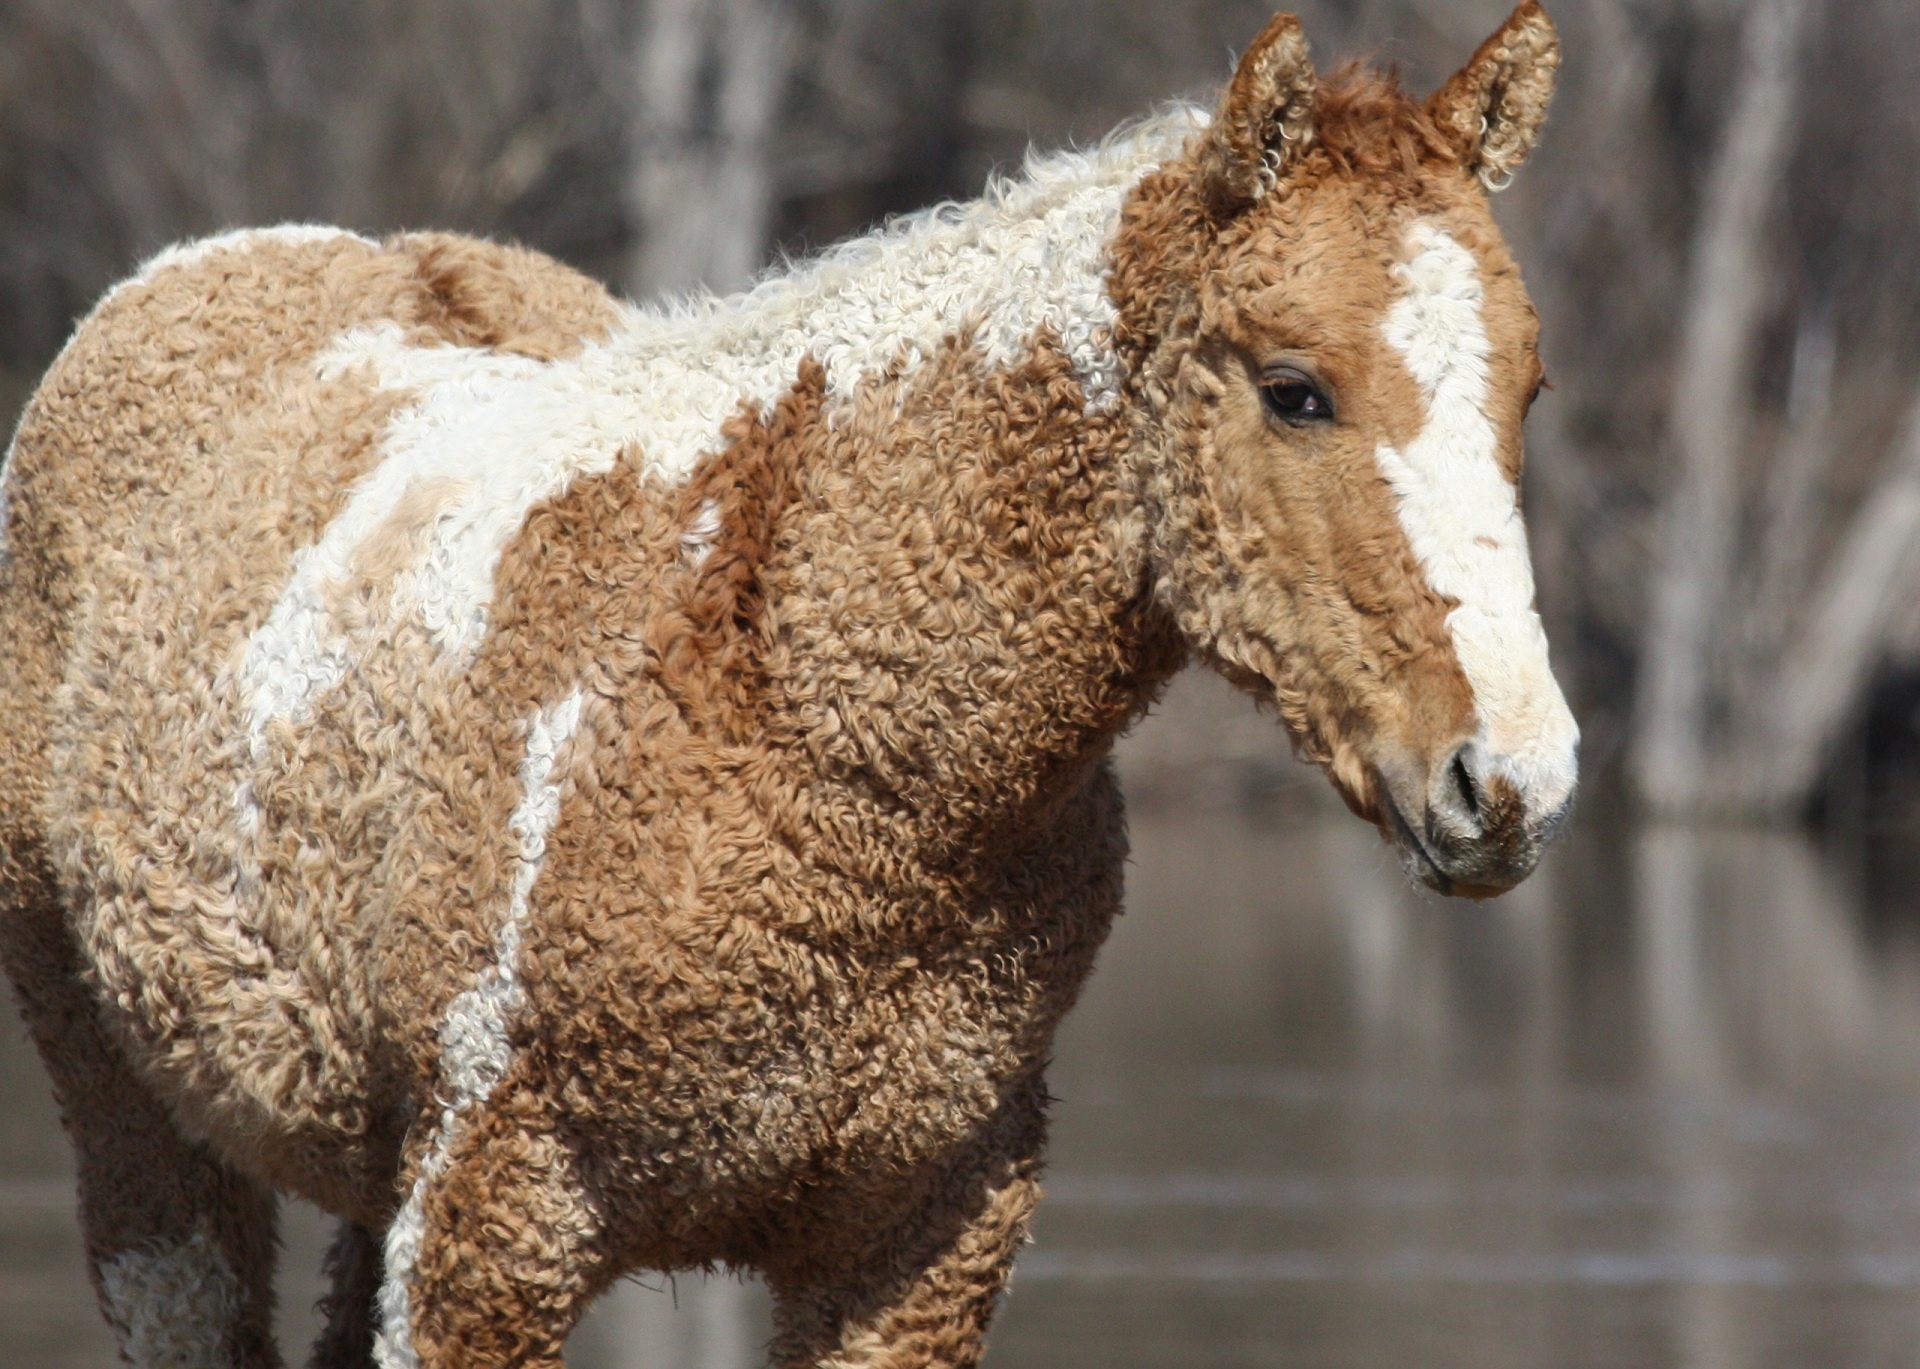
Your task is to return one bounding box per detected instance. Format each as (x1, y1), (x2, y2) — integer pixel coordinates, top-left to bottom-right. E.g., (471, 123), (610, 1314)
(236, 327), (631, 747)
(129, 224), (378, 287)
(1375, 221), (1579, 815)
(375, 689), (584, 1369)
(99, 1227), (242, 1367)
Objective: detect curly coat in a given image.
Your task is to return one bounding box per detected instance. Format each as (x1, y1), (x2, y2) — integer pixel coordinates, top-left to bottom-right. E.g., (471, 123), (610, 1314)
(0, 7), (1569, 1367)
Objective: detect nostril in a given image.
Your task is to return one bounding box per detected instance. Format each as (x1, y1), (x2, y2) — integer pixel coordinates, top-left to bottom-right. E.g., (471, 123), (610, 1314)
(1450, 750), (1481, 821)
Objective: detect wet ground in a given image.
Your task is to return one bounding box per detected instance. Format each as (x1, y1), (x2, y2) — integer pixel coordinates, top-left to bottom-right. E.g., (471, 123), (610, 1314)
(12, 684), (1920, 1365)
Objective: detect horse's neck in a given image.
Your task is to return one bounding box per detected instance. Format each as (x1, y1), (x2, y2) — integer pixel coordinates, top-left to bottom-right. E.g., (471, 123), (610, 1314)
(753, 329), (1181, 860)
(617, 117), (1198, 845)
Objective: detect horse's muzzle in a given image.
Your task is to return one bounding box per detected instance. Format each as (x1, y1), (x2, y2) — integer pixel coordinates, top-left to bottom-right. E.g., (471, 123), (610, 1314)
(1376, 739), (1575, 899)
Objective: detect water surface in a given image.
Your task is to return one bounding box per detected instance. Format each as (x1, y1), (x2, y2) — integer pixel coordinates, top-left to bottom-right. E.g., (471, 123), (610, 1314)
(9, 769), (1920, 1366)
(993, 809), (1920, 1369)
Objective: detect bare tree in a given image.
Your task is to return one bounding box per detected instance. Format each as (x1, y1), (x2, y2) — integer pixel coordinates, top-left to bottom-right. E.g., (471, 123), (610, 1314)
(622, 0), (798, 298)
(1743, 401), (1920, 808)
(1633, 0), (1814, 814)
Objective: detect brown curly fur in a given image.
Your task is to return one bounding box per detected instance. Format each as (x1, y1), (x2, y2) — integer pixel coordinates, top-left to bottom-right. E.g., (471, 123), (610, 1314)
(0, 8), (1566, 1367)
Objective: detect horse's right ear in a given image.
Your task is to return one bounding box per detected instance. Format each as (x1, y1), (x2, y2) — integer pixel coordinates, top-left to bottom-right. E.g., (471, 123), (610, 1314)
(1427, 1), (1560, 191)
(1197, 13), (1317, 214)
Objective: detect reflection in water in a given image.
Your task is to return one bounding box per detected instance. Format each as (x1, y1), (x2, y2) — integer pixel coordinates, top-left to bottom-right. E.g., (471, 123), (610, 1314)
(10, 812), (1920, 1366)
(993, 812), (1920, 1369)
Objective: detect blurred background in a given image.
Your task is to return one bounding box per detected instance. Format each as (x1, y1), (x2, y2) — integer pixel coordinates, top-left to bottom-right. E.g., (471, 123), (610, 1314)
(8, 0), (1920, 1364)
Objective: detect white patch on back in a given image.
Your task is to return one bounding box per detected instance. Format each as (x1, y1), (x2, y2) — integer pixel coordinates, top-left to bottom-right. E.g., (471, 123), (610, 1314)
(375, 689), (584, 1369)
(235, 112), (1197, 748)
(130, 224), (378, 287)
(1375, 221), (1578, 814)
(99, 1227), (242, 1367)
(712, 117), (1186, 412)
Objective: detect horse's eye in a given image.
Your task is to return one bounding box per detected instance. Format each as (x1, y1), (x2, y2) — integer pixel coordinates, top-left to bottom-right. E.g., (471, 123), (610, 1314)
(1261, 370), (1335, 426)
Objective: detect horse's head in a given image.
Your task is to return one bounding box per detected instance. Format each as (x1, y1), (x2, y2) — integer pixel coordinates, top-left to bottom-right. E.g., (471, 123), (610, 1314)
(1117, 2), (1576, 897)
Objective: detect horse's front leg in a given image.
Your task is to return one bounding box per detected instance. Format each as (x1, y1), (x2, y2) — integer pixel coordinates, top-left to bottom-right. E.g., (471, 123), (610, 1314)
(375, 1081), (612, 1369)
(767, 1141), (1043, 1369)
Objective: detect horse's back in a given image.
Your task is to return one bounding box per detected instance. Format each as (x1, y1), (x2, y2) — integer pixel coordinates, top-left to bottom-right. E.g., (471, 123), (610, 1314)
(2, 226), (619, 821)
(0, 227), (621, 1201)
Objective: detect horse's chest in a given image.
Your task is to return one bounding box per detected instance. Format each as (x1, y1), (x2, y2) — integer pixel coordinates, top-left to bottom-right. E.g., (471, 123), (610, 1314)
(741, 920), (1111, 1180)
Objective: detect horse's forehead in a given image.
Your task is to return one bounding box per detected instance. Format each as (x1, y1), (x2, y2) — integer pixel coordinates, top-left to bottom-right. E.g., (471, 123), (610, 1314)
(1226, 186), (1398, 293)
(1208, 212), (1398, 377)
(1224, 183), (1528, 332)
(1211, 209), (1521, 463)
(1312, 198), (1534, 415)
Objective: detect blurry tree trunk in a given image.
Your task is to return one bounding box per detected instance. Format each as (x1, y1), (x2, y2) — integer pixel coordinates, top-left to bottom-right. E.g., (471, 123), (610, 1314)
(625, 0), (798, 299)
(1741, 298), (1836, 671)
(1722, 296), (1834, 797)
(1743, 397), (1920, 809)
(1633, 0), (1811, 814)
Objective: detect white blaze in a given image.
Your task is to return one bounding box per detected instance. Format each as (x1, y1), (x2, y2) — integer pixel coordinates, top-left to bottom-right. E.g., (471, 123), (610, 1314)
(1374, 221), (1578, 814)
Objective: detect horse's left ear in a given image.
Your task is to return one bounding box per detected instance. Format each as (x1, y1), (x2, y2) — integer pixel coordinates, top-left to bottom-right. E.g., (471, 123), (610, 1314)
(1427, 1), (1561, 191)
(1197, 12), (1318, 213)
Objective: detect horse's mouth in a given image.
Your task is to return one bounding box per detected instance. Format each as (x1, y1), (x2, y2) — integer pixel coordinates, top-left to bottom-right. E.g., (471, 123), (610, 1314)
(1380, 787), (1537, 901)
(1380, 791), (1454, 896)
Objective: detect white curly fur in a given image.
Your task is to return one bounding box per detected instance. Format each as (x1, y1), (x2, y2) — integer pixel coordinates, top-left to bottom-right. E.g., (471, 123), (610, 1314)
(681, 498), (724, 568)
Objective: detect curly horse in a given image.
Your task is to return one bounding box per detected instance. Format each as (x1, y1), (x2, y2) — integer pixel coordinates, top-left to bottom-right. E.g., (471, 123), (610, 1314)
(0, 6), (1575, 1366)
